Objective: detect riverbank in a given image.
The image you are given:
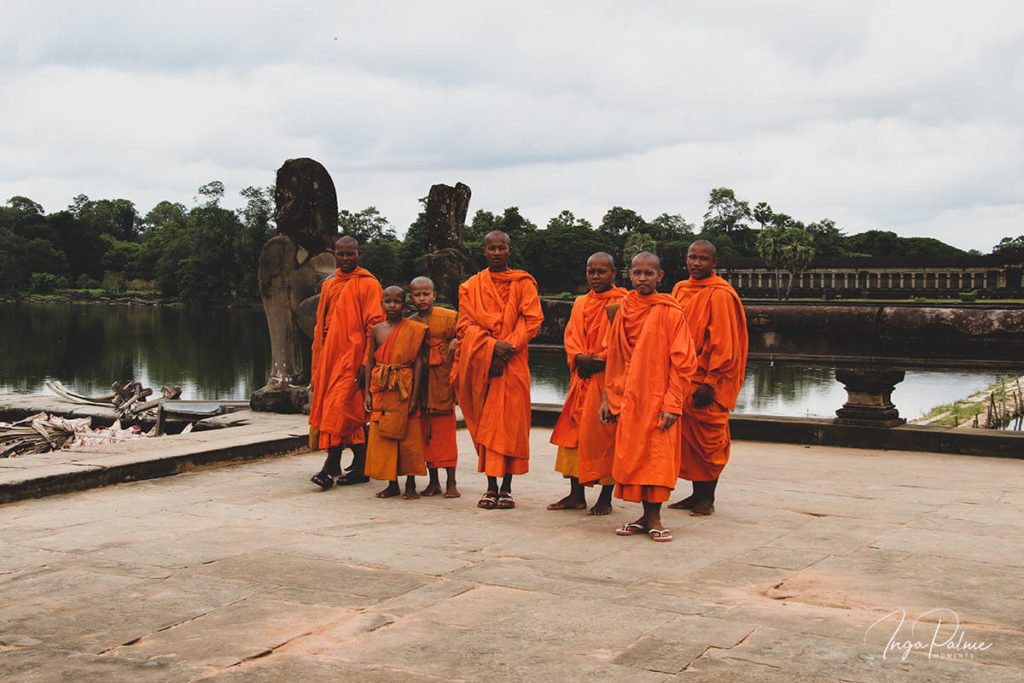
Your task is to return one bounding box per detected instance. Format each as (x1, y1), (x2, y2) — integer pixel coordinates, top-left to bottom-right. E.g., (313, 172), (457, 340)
(915, 374), (1024, 429)
(0, 291), (262, 308)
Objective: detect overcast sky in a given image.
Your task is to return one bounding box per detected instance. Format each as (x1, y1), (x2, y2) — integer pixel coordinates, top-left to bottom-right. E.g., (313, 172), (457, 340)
(2, 1), (1022, 251)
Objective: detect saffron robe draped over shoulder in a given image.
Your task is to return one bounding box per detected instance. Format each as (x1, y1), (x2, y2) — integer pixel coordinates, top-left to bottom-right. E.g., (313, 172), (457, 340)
(671, 274), (748, 481)
(605, 290), (696, 503)
(549, 287), (626, 485)
(365, 319), (428, 480)
(308, 268), (383, 448)
(420, 306), (459, 468)
(453, 268), (543, 477)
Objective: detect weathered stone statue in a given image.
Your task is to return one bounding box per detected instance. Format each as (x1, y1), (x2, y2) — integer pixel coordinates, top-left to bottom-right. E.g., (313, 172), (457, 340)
(422, 182), (475, 305)
(250, 158), (338, 413)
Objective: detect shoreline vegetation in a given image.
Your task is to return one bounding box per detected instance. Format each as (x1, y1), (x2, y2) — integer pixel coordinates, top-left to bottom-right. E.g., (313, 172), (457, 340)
(913, 374), (1024, 430)
(4, 183), (1024, 307)
(5, 291), (1024, 308)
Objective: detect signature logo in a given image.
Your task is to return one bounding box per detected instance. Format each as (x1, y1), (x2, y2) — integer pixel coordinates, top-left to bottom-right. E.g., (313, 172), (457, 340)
(866, 609), (994, 661)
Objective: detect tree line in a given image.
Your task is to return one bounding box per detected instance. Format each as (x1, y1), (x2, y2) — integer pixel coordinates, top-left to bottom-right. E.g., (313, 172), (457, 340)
(2, 183), (1018, 304)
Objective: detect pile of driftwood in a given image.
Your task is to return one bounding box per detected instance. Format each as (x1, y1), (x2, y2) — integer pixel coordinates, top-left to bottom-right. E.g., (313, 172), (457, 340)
(46, 380), (182, 420)
(0, 413), (162, 457)
(0, 413), (92, 457)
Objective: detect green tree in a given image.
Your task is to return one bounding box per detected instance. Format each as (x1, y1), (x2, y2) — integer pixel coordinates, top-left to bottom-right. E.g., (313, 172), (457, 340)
(806, 218), (846, 257)
(521, 221), (615, 293)
(993, 235), (1024, 257)
(338, 206), (397, 243)
(703, 188), (751, 234)
(752, 202), (773, 230)
(599, 206), (645, 243)
(623, 232), (657, 263)
(176, 183), (244, 304)
(777, 227), (816, 300)
(646, 213), (696, 243)
(756, 226), (785, 300)
(235, 186), (276, 300)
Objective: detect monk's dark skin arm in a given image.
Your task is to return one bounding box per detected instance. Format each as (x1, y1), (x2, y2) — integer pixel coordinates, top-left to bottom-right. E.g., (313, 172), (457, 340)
(692, 383), (715, 408)
(574, 354), (605, 379)
(410, 348), (425, 414)
(364, 325), (383, 412)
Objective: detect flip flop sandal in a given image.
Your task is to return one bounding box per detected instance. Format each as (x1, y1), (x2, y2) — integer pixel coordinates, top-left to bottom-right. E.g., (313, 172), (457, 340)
(477, 491), (498, 509)
(615, 522), (646, 536)
(310, 470), (334, 490)
(336, 472), (370, 486)
(648, 528), (673, 543)
(495, 492), (515, 509)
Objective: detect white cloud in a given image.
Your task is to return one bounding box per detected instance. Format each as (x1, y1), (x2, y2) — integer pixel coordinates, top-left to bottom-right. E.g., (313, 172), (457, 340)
(1, 0), (1022, 250)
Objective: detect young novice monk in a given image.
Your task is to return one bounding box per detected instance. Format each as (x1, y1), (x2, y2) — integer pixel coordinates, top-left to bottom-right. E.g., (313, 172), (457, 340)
(599, 252), (696, 542)
(453, 230), (543, 510)
(408, 276), (460, 498)
(669, 239), (748, 516)
(548, 252), (626, 515)
(309, 236), (383, 489)
(364, 286), (428, 499)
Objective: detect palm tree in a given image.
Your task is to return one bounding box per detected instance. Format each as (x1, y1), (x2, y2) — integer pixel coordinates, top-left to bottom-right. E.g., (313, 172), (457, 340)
(756, 226), (785, 300)
(778, 227), (816, 300)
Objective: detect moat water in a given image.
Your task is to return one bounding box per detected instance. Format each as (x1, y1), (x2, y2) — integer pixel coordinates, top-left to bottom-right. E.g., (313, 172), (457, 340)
(0, 303), (1002, 420)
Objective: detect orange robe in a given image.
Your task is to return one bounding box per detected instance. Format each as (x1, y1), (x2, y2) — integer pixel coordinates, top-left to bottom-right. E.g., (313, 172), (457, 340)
(671, 274), (748, 481)
(453, 269), (543, 477)
(365, 319), (428, 480)
(308, 268), (383, 449)
(420, 306), (459, 468)
(605, 291), (696, 503)
(549, 287), (626, 486)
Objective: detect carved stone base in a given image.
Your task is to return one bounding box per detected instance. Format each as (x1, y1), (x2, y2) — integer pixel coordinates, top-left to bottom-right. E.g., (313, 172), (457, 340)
(833, 367), (906, 427)
(250, 383), (310, 414)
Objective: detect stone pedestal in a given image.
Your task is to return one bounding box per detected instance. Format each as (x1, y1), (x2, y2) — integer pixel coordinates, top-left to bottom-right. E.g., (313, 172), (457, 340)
(834, 367), (906, 427)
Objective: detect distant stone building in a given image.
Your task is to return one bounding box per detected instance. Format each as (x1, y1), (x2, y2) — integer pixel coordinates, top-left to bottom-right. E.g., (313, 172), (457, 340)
(706, 254), (1024, 299)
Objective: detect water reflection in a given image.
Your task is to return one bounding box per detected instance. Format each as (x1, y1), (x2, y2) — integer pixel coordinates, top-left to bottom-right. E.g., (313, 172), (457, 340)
(0, 304), (1002, 419)
(528, 349), (1001, 420)
(0, 303), (271, 400)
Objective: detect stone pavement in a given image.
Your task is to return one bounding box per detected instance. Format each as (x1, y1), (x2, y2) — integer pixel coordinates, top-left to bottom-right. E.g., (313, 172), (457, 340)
(1, 429), (1022, 681)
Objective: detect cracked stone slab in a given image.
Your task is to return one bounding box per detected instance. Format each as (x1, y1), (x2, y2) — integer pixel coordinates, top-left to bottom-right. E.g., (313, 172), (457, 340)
(613, 635), (710, 673)
(190, 551), (432, 601)
(108, 596), (355, 669)
(767, 548), (1024, 630)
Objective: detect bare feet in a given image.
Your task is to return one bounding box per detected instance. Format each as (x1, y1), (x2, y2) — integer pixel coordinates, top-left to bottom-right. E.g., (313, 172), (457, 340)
(444, 482), (461, 498)
(375, 482), (401, 498)
(547, 494), (587, 511)
(403, 479), (419, 500)
(421, 481), (441, 497)
(689, 500), (714, 516)
(587, 501), (612, 515)
(667, 495), (696, 510)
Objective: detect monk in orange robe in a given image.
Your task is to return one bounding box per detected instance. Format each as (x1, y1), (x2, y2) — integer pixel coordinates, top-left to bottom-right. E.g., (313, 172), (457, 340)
(599, 252), (696, 542)
(547, 252), (625, 516)
(364, 286), (428, 499)
(669, 239), (748, 516)
(308, 236), (384, 490)
(408, 276), (461, 499)
(453, 230), (543, 510)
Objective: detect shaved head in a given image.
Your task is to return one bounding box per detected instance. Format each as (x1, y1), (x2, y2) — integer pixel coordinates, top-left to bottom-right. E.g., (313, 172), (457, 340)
(587, 251), (615, 269)
(484, 230), (511, 245)
(631, 250), (661, 270)
(410, 276), (434, 290)
(382, 285), (405, 297)
(688, 239), (717, 257)
(336, 235), (359, 249)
